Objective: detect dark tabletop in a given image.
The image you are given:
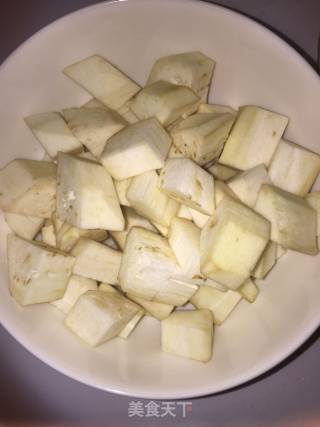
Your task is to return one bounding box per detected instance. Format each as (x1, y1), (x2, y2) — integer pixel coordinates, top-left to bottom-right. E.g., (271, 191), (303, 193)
(0, 1), (319, 426)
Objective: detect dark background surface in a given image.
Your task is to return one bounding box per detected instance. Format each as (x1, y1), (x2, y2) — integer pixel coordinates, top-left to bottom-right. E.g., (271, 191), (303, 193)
(0, 1), (319, 426)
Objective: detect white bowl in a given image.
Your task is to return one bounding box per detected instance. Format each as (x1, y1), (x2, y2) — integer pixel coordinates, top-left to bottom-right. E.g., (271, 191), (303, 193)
(0, 0), (319, 399)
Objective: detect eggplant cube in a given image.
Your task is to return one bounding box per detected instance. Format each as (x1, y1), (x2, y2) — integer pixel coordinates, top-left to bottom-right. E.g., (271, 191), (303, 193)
(168, 218), (200, 277)
(52, 212), (64, 234)
(0, 159), (56, 218)
(198, 103), (237, 115)
(177, 205), (193, 220)
(170, 112), (235, 165)
(131, 80), (200, 126)
(188, 208), (210, 228)
(118, 308), (145, 339)
(161, 309), (214, 362)
(255, 184), (317, 254)
(63, 55), (140, 110)
(56, 224), (108, 253)
(252, 240), (277, 279)
(57, 153), (124, 230)
(65, 290), (140, 346)
(25, 112), (82, 159)
(201, 197), (270, 289)
(117, 99), (139, 124)
(227, 164), (271, 208)
(82, 98), (105, 109)
(7, 234), (74, 306)
(99, 283), (145, 338)
(71, 238), (122, 284)
(147, 51), (215, 101)
(119, 227), (197, 306)
(219, 106), (288, 170)
(63, 106), (127, 158)
(4, 213), (44, 240)
(114, 178), (132, 207)
(191, 285), (242, 324)
(100, 118), (171, 180)
(206, 162), (238, 181)
(127, 170), (179, 227)
(52, 274), (97, 314)
(159, 158), (215, 215)
(276, 244), (287, 260)
(306, 192), (320, 236)
(127, 294), (174, 320)
(41, 222), (56, 247)
(238, 278), (259, 303)
(110, 206), (156, 250)
(268, 139), (320, 196)
(215, 180), (239, 206)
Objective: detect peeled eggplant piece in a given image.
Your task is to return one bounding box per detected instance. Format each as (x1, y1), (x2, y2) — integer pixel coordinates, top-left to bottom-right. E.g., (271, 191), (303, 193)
(51, 274), (98, 314)
(65, 290), (140, 346)
(114, 178), (132, 207)
(71, 238), (122, 284)
(252, 241), (277, 279)
(188, 208), (210, 228)
(276, 244), (287, 260)
(56, 153), (124, 231)
(25, 112), (82, 159)
(206, 162), (238, 181)
(219, 106), (288, 170)
(127, 170), (179, 227)
(161, 309), (214, 362)
(4, 213), (44, 241)
(0, 159), (56, 218)
(98, 283), (145, 338)
(100, 118), (171, 180)
(127, 293), (174, 320)
(215, 180), (239, 206)
(151, 221), (170, 237)
(56, 224), (108, 253)
(116, 99), (139, 124)
(168, 218), (201, 277)
(191, 285), (242, 325)
(63, 106), (127, 158)
(118, 227), (197, 306)
(63, 55), (140, 110)
(110, 206), (156, 250)
(306, 192), (320, 236)
(177, 204), (193, 220)
(7, 234), (74, 306)
(238, 278), (259, 303)
(200, 197), (270, 289)
(41, 222), (56, 247)
(130, 80), (200, 126)
(118, 309), (145, 339)
(268, 139), (320, 196)
(170, 112), (235, 165)
(198, 103), (236, 115)
(227, 164), (271, 208)
(147, 51), (215, 101)
(159, 158), (215, 215)
(255, 184), (317, 255)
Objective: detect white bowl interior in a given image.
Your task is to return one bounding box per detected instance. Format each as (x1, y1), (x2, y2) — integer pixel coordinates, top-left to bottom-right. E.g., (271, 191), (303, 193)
(0, 0), (320, 399)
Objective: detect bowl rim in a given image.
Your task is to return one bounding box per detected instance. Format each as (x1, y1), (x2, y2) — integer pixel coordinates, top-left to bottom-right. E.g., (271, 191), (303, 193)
(0, 0), (319, 399)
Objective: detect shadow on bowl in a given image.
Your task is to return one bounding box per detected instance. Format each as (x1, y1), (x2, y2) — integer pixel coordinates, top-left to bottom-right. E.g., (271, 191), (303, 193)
(207, 0), (319, 74)
(198, 325), (320, 399)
